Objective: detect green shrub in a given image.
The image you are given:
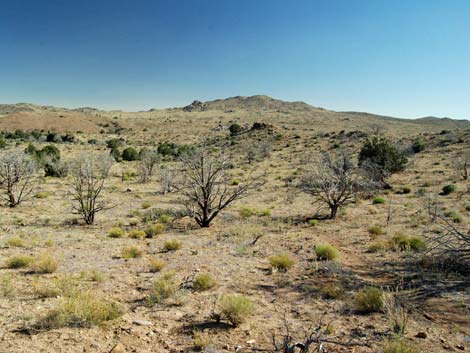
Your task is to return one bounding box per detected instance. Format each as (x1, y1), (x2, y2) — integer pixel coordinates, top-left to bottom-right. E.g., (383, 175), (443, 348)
(145, 223), (165, 238)
(411, 139), (426, 153)
(34, 191), (50, 199)
(163, 240), (182, 252)
(353, 287), (384, 313)
(218, 294), (255, 326)
(372, 196), (386, 204)
(122, 147), (139, 161)
(5, 255), (34, 269)
(229, 123), (243, 136)
(193, 273), (216, 291)
(106, 138), (123, 150)
(308, 219), (319, 226)
(442, 184), (457, 195)
(257, 209), (272, 217)
(390, 233), (425, 251)
(314, 244), (339, 260)
(239, 206), (255, 218)
(108, 227), (125, 238)
(158, 214), (173, 224)
(269, 254), (295, 272)
(401, 186), (411, 194)
(122, 246), (142, 259)
(141, 202), (151, 209)
(128, 230), (146, 239)
(38, 290), (121, 328)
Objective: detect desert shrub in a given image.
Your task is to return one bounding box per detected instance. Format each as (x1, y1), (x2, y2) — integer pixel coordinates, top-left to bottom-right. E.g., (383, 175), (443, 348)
(411, 139), (425, 153)
(308, 219), (319, 226)
(218, 294), (255, 326)
(108, 227), (125, 238)
(163, 240), (182, 252)
(269, 254), (295, 272)
(367, 241), (390, 253)
(128, 230), (146, 239)
(382, 339), (419, 353)
(314, 244), (339, 260)
(257, 208), (272, 217)
(368, 226), (384, 238)
(319, 283), (344, 299)
(441, 184), (456, 195)
(229, 123), (243, 136)
(158, 214), (173, 224)
(149, 272), (178, 303)
(239, 206), (255, 218)
(122, 147), (139, 161)
(145, 223), (165, 238)
(1, 274), (14, 297)
(148, 257), (166, 273)
(401, 186), (411, 194)
(141, 201), (151, 209)
(353, 287), (383, 313)
(128, 217), (140, 226)
(358, 135), (408, 185)
(106, 138), (123, 150)
(110, 148), (122, 162)
(34, 191), (50, 199)
(7, 237), (25, 247)
(444, 210), (462, 223)
(38, 290), (121, 328)
(5, 255), (34, 269)
(122, 246), (142, 259)
(372, 196), (386, 204)
(391, 233), (425, 251)
(30, 253), (58, 273)
(193, 331), (211, 351)
(193, 273), (216, 291)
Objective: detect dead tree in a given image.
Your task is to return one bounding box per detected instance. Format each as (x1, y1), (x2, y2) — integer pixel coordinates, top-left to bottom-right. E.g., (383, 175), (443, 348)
(0, 151), (37, 207)
(138, 149), (159, 183)
(299, 151), (364, 219)
(69, 154), (112, 225)
(173, 148), (261, 227)
(454, 149), (470, 180)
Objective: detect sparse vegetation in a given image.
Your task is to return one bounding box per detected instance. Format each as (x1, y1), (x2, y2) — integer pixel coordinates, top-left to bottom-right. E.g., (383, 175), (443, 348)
(193, 273), (216, 291)
(314, 244), (339, 260)
(218, 294), (255, 326)
(108, 227), (125, 238)
(163, 239), (182, 252)
(269, 253), (295, 272)
(5, 255), (34, 269)
(353, 287), (384, 313)
(122, 245), (142, 259)
(148, 257), (166, 272)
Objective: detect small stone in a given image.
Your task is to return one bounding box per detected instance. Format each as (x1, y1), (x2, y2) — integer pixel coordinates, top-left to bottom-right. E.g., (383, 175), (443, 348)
(246, 339), (256, 345)
(109, 343), (126, 353)
(415, 332), (427, 339)
(456, 344), (464, 351)
(132, 319), (153, 326)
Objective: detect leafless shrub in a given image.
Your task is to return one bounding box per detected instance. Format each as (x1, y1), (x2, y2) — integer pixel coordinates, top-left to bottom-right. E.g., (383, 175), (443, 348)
(160, 167), (176, 194)
(138, 149), (159, 183)
(454, 149), (470, 180)
(0, 150), (37, 207)
(299, 151), (368, 219)
(383, 287), (409, 336)
(173, 148), (263, 227)
(69, 154), (112, 225)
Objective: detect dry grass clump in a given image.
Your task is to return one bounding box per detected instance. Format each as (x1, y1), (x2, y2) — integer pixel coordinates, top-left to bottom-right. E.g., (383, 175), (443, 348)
(32, 274), (82, 298)
(0, 274), (15, 297)
(193, 273), (216, 291)
(193, 331), (211, 351)
(218, 294), (255, 326)
(163, 239), (182, 252)
(128, 229), (146, 239)
(37, 290), (121, 329)
(141, 201), (151, 209)
(80, 269), (104, 282)
(145, 223), (165, 238)
(30, 253), (58, 274)
(122, 245), (142, 259)
(319, 283), (345, 299)
(314, 244), (339, 260)
(108, 227), (125, 238)
(5, 255), (34, 269)
(368, 225), (385, 238)
(353, 286), (384, 313)
(269, 253), (295, 272)
(149, 272), (178, 304)
(7, 237), (25, 247)
(367, 241), (391, 253)
(382, 339), (419, 353)
(148, 257), (166, 272)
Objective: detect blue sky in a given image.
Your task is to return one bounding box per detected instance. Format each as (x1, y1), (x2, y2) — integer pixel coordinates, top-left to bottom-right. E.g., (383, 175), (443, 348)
(1, 0), (469, 118)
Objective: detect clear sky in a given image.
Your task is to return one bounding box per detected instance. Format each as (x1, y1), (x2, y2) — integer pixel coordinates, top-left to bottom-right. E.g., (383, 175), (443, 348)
(1, 0), (469, 118)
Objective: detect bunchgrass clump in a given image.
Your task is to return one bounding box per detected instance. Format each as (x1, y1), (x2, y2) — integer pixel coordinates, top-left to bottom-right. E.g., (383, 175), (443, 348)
(382, 339), (419, 353)
(390, 233), (425, 251)
(149, 272), (178, 304)
(145, 223), (165, 238)
(353, 287), (384, 313)
(368, 226), (385, 238)
(122, 245), (142, 259)
(239, 206), (255, 218)
(372, 196), (386, 204)
(30, 253), (58, 274)
(7, 237), (25, 247)
(108, 227), (125, 238)
(308, 219), (319, 226)
(218, 294), (255, 326)
(128, 230), (146, 239)
(193, 331), (211, 351)
(193, 273), (216, 291)
(319, 283), (345, 299)
(5, 255), (34, 269)
(141, 202), (151, 209)
(269, 254), (295, 272)
(314, 244), (339, 261)
(37, 290), (121, 328)
(148, 257), (166, 273)
(163, 239), (182, 252)
(367, 241), (390, 253)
